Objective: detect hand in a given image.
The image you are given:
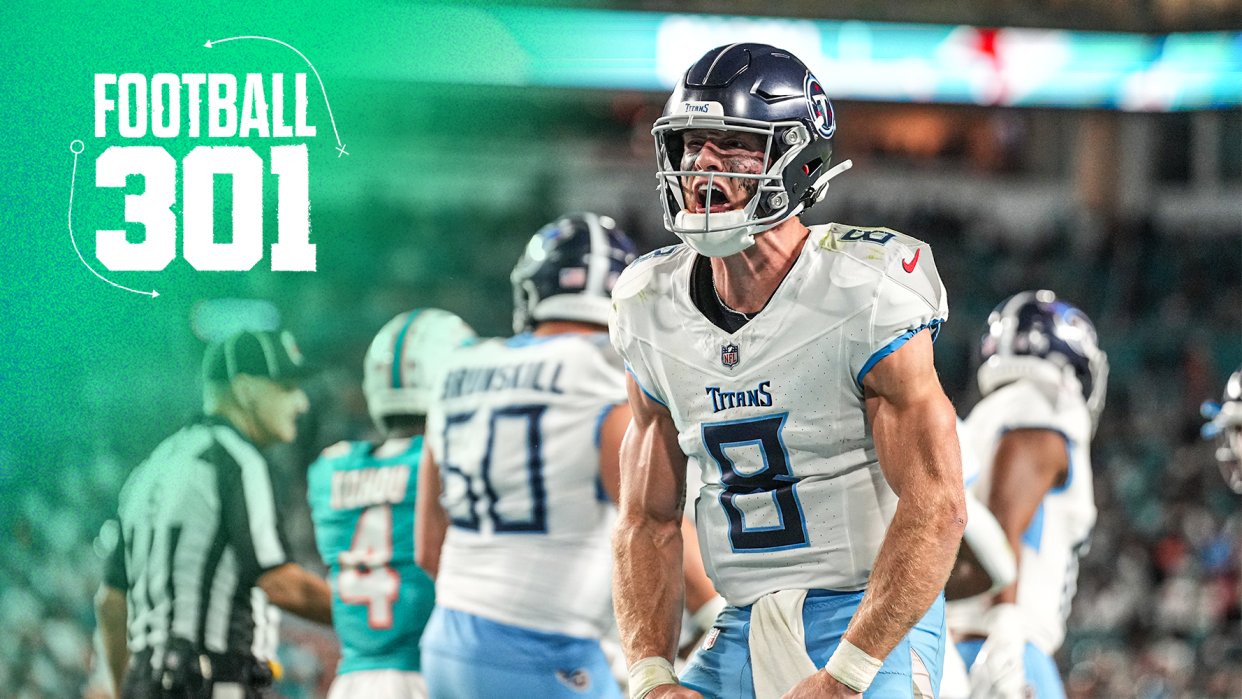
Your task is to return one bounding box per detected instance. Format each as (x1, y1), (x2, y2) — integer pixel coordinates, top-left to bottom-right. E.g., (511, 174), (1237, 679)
(969, 604), (1027, 699)
(647, 686), (705, 699)
(781, 670), (862, 699)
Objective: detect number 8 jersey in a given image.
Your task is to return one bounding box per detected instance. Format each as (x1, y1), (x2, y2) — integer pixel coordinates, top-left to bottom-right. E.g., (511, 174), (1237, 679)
(610, 224), (948, 607)
(425, 332), (628, 639)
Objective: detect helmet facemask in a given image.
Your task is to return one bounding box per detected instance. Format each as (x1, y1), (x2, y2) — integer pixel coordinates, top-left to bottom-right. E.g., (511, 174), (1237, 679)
(654, 110), (844, 258)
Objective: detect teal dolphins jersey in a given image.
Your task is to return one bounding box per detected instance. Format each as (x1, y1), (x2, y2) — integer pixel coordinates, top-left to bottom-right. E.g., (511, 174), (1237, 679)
(307, 437), (433, 674)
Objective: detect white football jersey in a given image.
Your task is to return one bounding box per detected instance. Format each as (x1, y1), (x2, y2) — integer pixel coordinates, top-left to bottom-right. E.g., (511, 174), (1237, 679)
(610, 223), (948, 606)
(425, 332), (626, 639)
(945, 379), (1096, 655)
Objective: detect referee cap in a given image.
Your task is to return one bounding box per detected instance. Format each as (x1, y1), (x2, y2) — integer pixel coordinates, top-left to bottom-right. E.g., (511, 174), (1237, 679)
(203, 329), (317, 384)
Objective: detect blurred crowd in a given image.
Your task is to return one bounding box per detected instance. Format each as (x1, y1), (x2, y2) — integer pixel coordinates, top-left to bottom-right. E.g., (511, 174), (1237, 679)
(1, 200), (1237, 699)
(4, 66), (1240, 699)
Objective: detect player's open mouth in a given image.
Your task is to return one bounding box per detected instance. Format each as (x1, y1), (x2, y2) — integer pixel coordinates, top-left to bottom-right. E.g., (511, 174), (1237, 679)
(695, 182), (731, 213)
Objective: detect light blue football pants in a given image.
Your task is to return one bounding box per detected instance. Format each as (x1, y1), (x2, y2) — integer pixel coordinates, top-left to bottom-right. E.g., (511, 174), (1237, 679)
(955, 639), (1065, 699)
(680, 590), (946, 699)
(421, 606), (623, 699)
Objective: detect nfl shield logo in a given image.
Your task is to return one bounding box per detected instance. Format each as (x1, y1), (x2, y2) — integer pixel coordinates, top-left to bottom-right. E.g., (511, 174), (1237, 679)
(721, 343), (739, 369)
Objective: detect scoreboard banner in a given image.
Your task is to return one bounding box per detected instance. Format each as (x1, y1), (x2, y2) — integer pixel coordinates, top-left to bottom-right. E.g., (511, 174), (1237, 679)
(336, 5), (1242, 111)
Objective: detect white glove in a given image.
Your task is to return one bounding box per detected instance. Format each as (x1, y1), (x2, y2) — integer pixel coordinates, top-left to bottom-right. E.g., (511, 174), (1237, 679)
(968, 603), (1027, 699)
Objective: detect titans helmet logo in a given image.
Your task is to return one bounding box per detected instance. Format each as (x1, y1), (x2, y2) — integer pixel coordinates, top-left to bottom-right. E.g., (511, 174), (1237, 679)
(804, 75), (835, 138)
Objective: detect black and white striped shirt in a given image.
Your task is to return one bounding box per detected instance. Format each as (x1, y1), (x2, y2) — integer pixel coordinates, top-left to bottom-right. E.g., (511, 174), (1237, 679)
(104, 416), (289, 662)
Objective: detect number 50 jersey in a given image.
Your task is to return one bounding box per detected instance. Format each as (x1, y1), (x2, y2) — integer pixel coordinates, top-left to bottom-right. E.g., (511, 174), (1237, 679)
(425, 332), (628, 639)
(611, 224), (948, 607)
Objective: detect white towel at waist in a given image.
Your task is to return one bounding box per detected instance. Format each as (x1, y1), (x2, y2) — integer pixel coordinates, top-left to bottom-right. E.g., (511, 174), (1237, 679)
(748, 589), (819, 699)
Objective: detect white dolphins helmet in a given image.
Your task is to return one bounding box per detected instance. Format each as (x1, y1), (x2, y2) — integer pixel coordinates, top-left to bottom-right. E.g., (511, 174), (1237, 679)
(363, 308), (476, 432)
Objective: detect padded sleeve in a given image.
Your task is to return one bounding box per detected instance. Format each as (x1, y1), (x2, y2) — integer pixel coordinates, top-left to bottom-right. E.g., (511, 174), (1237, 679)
(609, 281), (670, 408)
(850, 239), (949, 389)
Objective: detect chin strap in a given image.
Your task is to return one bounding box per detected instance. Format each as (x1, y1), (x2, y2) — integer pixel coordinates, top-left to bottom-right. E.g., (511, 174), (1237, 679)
(811, 159), (853, 204)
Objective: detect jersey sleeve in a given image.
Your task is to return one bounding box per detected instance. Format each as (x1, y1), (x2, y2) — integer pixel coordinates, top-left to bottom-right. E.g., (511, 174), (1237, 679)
(847, 235), (949, 389)
(425, 381), (447, 465)
(609, 254), (673, 407)
(580, 333), (628, 405)
(213, 429), (292, 580)
(957, 418), (983, 488)
(987, 380), (1087, 443)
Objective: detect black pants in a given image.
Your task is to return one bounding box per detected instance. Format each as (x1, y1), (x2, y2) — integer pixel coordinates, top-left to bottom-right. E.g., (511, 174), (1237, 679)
(122, 649), (270, 699)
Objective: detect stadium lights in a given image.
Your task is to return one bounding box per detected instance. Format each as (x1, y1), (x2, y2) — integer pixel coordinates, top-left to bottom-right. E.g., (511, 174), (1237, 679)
(349, 5), (1241, 110)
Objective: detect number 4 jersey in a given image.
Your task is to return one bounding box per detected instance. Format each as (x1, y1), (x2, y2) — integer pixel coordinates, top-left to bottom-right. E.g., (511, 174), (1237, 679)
(307, 437), (433, 674)
(425, 332), (628, 639)
(610, 224), (948, 607)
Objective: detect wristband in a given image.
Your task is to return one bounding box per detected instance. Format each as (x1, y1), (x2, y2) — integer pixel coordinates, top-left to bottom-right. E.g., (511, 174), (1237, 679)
(825, 639), (884, 693)
(691, 595), (727, 633)
(629, 656), (679, 699)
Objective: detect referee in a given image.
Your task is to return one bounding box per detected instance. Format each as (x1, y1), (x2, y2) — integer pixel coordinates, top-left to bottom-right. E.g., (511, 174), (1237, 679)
(96, 329), (333, 698)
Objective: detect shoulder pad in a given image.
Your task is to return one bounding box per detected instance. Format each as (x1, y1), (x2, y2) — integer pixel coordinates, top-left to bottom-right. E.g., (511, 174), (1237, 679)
(816, 223), (942, 312)
(612, 244), (687, 302)
(815, 223), (923, 262)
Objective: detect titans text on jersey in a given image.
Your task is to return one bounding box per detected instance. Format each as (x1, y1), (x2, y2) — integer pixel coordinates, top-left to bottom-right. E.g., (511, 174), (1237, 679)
(611, 222), (949, 606)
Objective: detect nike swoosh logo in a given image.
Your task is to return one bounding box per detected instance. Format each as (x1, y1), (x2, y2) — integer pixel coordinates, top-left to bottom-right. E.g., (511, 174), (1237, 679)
(902, 248), (920, 273)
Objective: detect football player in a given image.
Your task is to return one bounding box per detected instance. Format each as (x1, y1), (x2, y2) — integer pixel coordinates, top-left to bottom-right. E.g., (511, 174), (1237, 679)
(414, 213), (722, 699)
(610, 44), (966, 699)
(947, 291), (1107, 699)
(1201, 367), (1242, 493)
(939, 419), (1018, 699)
(307, 309), (476, 698)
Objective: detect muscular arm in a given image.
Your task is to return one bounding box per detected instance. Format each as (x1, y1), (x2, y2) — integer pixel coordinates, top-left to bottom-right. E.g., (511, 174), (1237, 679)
(414, 447), (449, 579)
(987, 429), (1067, 604)
(601, 400), (719, 627)
(850, 330), (966, 658)
(257, 563), (333, 624)
(613, 375), (691, 669)
(95, 584), (128, 697)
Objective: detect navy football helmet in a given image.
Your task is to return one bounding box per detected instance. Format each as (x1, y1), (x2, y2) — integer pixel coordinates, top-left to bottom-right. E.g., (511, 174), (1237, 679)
(511, 212), (638, 334)
(654, 43), (852, 257)
(978, 290), (1109, 426)
(1201, 367), (1242, 493)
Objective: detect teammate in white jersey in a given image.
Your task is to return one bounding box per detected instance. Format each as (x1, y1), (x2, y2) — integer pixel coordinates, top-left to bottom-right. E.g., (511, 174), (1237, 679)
(939, 419), (1017, 699)
(945, 291), (1107, 699)
(415, 213), (722, 698)
(610, 44), (967, 699)
(1201, 367), (1242, 493)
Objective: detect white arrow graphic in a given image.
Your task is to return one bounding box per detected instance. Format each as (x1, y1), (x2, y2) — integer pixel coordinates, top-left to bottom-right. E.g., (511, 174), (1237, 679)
(66, 140), (159, 298)
(205, 35), (348, 157)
